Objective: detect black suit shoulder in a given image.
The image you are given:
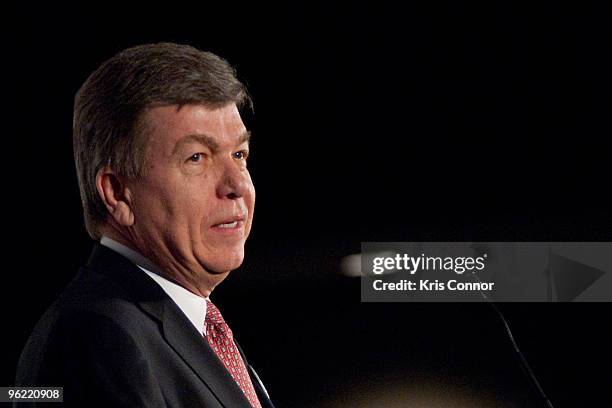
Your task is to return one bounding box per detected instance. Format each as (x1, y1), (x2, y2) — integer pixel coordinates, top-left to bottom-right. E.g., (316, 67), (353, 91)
(15, 266), (167, 407)
(15, 244), (269, 408)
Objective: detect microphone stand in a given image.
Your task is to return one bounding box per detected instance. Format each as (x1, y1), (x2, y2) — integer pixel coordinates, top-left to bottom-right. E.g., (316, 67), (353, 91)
(469, 270), (555, 408)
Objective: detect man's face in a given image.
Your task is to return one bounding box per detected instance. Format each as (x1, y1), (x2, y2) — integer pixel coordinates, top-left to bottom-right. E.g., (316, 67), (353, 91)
(128, 103), (255, 282)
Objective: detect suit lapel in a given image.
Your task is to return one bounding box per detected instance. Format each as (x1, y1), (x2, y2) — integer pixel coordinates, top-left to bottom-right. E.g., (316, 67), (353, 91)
(86, 243), (253, 408)
(160, 303), (252, 408)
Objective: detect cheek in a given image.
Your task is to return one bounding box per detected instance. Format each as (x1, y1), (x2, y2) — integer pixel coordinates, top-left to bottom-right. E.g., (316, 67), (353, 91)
(184, 197), (212, 227)
(246, 173), (256, 209)
(249, 185), (256, 208)
(246, 188), (256, 226)
(152, 189), (204, 230)
(132, 185), (169, 223)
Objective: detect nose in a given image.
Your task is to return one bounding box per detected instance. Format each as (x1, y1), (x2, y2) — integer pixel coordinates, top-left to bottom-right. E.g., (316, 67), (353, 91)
(216, 160), (252, 200)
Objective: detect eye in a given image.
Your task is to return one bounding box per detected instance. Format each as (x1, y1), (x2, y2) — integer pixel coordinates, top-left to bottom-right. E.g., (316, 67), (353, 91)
(233, 150), (249, 160)
(188, 153), (204, 163)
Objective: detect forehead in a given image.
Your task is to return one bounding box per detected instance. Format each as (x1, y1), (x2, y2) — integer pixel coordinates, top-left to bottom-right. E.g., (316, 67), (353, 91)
(142, 103), (247, 151)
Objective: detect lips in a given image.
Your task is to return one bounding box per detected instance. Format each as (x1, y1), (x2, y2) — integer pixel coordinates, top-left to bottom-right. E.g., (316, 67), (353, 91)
(210, 215), (246, 231)
(216, 221), (238, 229)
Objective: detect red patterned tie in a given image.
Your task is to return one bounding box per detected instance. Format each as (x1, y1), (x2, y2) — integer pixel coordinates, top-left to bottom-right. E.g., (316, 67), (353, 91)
(204, 300), (262, 408)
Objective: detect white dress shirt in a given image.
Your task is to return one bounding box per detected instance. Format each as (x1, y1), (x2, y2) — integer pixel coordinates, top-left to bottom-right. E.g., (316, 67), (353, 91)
(100, 236), (208, 335)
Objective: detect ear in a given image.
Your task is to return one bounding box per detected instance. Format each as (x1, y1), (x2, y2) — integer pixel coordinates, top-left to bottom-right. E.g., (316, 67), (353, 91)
(95, 166), (135, 227)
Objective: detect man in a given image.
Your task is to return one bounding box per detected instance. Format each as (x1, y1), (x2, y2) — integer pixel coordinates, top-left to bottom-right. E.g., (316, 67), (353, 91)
(15, 43), (273, 408)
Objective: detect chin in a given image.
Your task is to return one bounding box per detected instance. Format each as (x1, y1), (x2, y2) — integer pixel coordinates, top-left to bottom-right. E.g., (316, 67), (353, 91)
(202, 248), (245, 274)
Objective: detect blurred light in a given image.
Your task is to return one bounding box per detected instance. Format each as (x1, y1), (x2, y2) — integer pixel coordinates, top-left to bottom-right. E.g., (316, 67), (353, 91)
(323, 376), (507, 408)
(339, 251), (397, 277)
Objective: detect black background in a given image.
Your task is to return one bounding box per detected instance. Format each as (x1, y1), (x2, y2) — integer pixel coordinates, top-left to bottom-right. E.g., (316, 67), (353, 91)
(4, 2), (612, 407)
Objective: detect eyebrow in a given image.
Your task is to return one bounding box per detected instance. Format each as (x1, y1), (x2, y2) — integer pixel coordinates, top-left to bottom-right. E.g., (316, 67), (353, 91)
(172, 130), (251, 155)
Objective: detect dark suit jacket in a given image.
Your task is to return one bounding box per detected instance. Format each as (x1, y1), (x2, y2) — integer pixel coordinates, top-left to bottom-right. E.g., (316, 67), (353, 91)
(15, 243), (274, 408)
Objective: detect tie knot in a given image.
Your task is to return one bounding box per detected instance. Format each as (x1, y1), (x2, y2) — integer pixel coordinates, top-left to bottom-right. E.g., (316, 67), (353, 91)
(205, 300), (226, 325)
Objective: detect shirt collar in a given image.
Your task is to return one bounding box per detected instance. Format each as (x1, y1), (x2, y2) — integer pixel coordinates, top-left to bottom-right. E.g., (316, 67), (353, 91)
(100, 235), (208, 335)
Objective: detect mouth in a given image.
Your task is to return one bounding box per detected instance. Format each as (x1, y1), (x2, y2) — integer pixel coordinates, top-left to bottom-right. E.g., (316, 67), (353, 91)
(210, 215), (246, 234)
(215, 221), (239, 229)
